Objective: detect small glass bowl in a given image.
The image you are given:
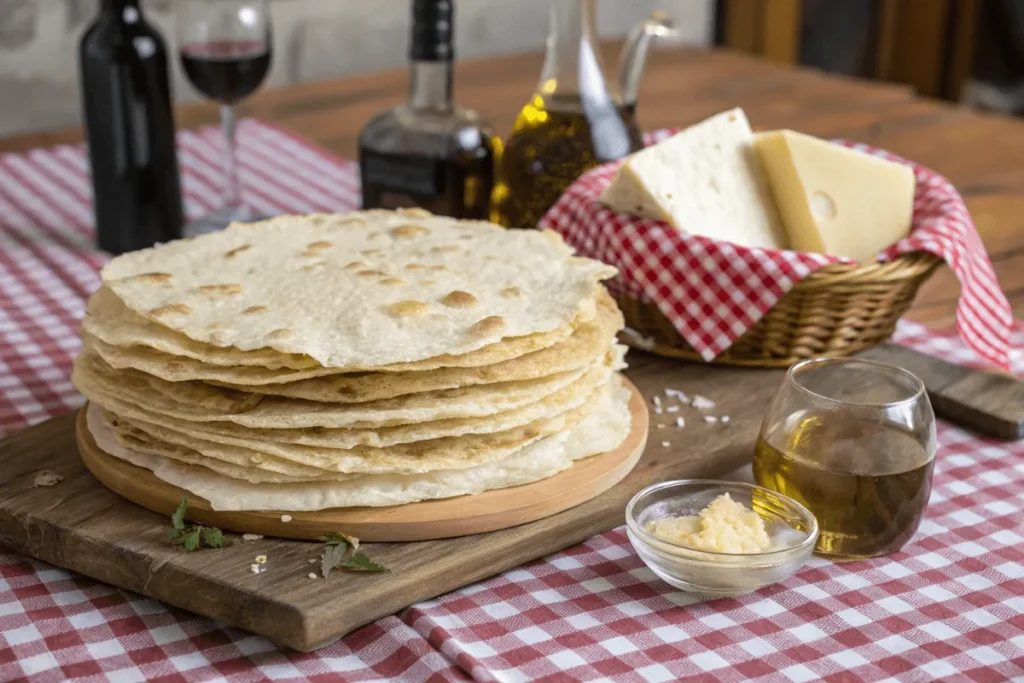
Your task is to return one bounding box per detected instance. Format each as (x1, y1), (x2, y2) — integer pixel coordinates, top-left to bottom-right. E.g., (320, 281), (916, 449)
(626, 480), (819, 598)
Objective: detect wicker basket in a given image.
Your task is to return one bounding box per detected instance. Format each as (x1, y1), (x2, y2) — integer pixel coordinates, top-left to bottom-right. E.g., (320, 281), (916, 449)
(617, 252), (943, 367)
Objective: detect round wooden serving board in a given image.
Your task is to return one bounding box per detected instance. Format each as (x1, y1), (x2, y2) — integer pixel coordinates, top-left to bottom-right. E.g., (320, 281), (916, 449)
(76, 377), (649, 542)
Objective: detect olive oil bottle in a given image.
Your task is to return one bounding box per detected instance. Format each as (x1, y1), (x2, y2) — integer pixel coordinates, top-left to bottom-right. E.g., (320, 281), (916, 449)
(753, 412), (934, 559)
(491, 0), (642, 228)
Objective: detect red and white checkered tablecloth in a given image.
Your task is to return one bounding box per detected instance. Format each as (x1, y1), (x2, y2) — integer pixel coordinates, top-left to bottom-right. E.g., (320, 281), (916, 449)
(2, 121), (1023, 682)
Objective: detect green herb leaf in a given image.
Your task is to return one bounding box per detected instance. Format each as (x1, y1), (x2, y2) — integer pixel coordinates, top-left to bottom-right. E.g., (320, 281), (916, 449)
(201, 526), (226, 548)
(320, 531), (359, 550)
(341, 553), (390, 573)
(319, 531), (388, 576)
(171, 497), (188, 531)
(168, 498), (228, 552)
(320, 543), (349, 578)
(181, 529), (201, 552)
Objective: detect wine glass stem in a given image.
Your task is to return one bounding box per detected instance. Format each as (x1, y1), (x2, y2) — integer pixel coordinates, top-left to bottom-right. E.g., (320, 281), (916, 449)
(220, 104), (242, 209)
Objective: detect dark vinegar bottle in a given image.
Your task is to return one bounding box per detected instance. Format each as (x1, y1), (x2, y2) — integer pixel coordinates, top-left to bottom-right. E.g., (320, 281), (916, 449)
(80, 0), (184, 255)
(359, 0), (495, 220)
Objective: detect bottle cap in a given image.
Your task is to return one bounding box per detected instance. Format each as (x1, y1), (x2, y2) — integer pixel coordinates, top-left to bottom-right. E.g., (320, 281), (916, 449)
(410, 0), (454, 62)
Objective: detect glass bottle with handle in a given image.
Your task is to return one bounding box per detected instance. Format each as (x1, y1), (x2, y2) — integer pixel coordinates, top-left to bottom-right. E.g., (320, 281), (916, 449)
(491, 2), (678, 229)
(79, 0), (185, 255)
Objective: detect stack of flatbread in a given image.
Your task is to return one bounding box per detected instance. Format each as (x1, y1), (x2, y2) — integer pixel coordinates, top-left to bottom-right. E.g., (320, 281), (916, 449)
(72, 209), (632, 512)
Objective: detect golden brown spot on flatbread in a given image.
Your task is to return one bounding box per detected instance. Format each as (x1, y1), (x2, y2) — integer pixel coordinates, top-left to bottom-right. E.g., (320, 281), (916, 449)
(501, 286), (521, 299)
(197, 284), (243, 296)
(126, 272), (172, 284)
(470, 315), (506, 336)
(243, 305), (268, 315)
(150, 303), (191, 317)
(399, 207), (432, 218)
(404, 263), (425, 271)
(441, 291), (478, 308)
(361, 249), (384, 258)
(357, 270), (387, 279)
(385, 300), (429, 318)
(344, 261), (367, 271)
(381, 277), (406, 286)
(208, 330), (229, 344)
(431, 245), (460, 254)
(208, 322), (232, 330)
(422, 279), (437, 286)
(224, 245), (251, 258)
(392, 224), (430, 239)
(299, 241), (333, 257)
(268, 328), (293, 341)
(428, 265), (449, 272)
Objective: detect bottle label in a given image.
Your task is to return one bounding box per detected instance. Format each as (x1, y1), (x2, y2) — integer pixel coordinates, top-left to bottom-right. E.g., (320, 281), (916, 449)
(361, 150), (446, 198)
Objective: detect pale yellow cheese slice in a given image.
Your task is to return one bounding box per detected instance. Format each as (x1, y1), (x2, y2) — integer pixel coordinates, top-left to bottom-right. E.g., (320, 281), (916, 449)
(753, 130), (915, 262)
(599, 108), (787, 250)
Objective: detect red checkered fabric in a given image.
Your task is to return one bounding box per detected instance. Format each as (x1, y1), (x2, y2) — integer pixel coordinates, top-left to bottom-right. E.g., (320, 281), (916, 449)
(2, 123), (1023, 681)
(540, 132), (1013, 369)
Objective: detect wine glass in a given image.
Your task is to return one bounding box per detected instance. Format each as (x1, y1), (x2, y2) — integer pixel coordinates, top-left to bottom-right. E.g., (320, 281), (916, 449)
(178, 0), (272, 234)
(752, 358), (937, 559)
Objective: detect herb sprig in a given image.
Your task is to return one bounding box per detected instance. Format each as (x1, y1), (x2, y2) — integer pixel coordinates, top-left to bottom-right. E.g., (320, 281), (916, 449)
(169, 498), (229, 551)
(320, 531), (389, 577)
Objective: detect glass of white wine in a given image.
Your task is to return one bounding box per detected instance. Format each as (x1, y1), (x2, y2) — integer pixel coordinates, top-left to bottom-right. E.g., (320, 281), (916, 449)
(753, 358), (937, 559)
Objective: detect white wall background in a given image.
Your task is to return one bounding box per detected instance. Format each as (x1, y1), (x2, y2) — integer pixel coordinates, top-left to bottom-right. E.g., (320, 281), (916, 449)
(0, 0), (714, 137)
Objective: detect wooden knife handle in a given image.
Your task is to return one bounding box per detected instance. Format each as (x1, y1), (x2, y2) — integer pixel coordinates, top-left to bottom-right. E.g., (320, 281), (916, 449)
(928, 371), (1024, 441)
(859, 344), (1024, 441)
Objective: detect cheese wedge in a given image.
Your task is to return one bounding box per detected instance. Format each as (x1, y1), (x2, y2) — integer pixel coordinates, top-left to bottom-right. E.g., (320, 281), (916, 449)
(753, 130), (915, 262)
(599, 108), (787, 250)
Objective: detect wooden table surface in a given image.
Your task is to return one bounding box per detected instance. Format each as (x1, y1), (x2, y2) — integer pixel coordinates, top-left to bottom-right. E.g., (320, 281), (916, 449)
(4, 46), (1022, 327)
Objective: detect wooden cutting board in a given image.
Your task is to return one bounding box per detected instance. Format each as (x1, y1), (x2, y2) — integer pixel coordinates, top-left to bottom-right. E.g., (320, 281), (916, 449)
(0, 345), (1019, 651)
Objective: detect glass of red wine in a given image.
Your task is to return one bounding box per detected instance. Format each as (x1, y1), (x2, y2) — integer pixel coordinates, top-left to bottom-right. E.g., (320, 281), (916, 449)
(178, 0), (272, 234)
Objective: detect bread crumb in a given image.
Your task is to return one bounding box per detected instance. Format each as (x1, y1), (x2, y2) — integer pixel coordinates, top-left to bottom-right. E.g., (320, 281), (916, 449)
(242, 533), (263, 542)
(255, 555), (267, 565)
(249, 564), (261, 574)
(661, 441), (670, 447)
(666, 389), (690, 404)
(281, 514), (292, 522)
(656, 423), (665, 429)
(308, 558), (317, 564)
(33, 471), (63, 487)
(692, 395), (716, 410)
(675, 417), (685, 428)
(704, 415), (718, 424)
(308, 573), (318, 580)
(721, 416), (731, 423)
(666, 405), (680, 413)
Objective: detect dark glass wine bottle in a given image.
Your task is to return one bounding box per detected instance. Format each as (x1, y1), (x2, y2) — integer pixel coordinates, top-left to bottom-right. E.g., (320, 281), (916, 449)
(359, 0), (495, 220)
(80, 0), (184, 255)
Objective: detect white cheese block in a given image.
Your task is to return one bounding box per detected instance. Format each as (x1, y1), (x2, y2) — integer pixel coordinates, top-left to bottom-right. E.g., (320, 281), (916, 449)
(599, 108), (787, 250)
(753, 130), (915, 262)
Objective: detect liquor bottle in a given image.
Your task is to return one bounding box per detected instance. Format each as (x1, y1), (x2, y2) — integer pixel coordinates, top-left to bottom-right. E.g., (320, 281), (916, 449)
(359, 0), (495, 220)
(80, 0), (184, 255)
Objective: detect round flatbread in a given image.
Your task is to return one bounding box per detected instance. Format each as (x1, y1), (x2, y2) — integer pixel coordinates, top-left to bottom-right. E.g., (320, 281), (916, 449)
(100, 209), (616, 368)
